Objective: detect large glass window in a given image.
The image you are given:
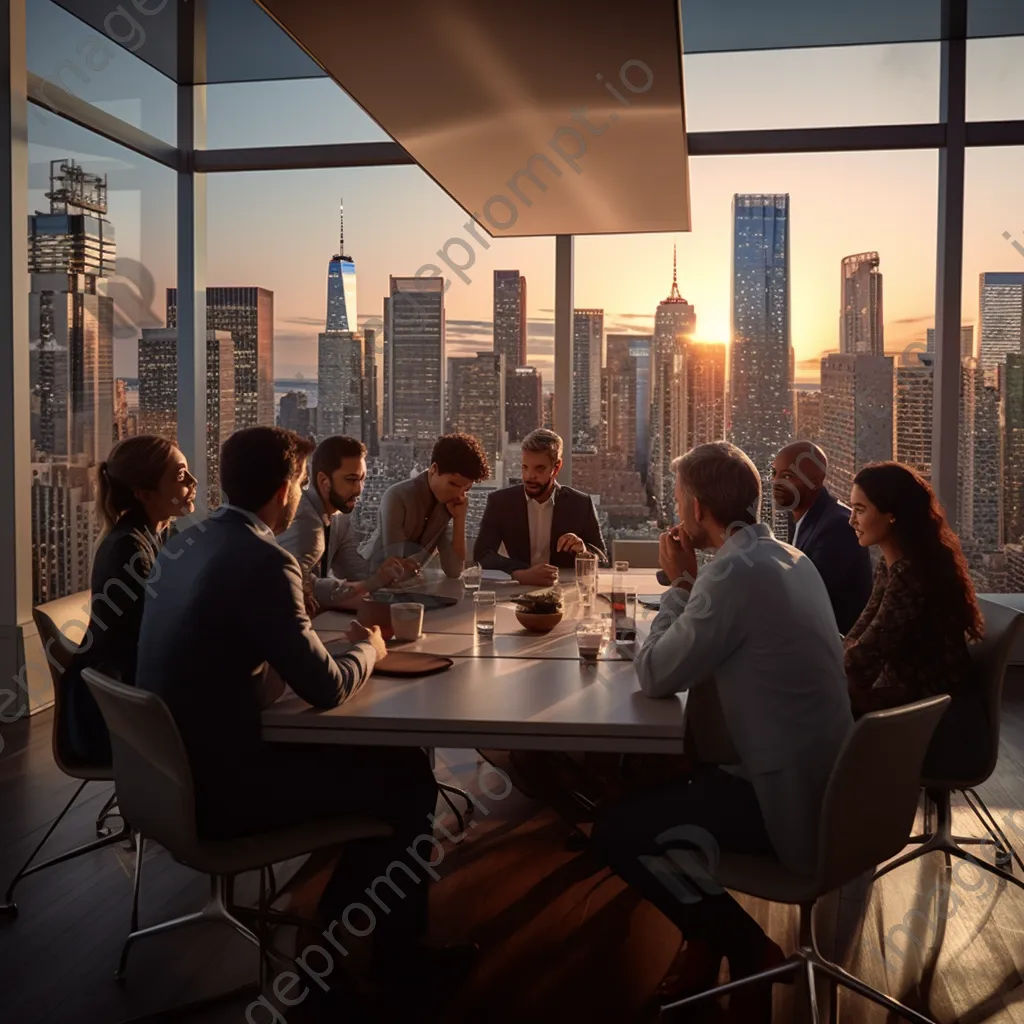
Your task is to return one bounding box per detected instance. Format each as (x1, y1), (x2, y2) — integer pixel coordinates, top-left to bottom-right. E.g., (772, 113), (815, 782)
(959, 146), (1024, 593)
(28, 0), (177, 144)
(684, 44), (940, 133)
(966, 36), (1024, 123)
(573, 149), (938, 544)
(206, 166), (553, 541)
(27, 112), (176, 604)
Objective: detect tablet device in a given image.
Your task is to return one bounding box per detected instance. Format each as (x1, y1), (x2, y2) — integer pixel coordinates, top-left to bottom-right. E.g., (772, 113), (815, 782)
(638, 594), (662, 610)
(374, 591), (459, 611)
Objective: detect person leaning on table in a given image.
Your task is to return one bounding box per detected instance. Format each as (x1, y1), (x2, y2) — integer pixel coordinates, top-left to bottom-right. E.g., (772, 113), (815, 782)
(473, 428), (607, 587)
(589, 441), (853, 1022)
(277, 433), (419, 614)
(135, 426), (476, 1008)
(360, 432), (491, 579)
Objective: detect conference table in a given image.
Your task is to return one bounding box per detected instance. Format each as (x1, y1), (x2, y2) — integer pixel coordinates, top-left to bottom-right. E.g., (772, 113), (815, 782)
(261, 569), (687, 755)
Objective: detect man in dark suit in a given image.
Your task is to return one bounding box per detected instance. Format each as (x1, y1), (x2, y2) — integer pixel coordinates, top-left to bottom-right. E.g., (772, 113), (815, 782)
(770, 440), (873, 635)
(136, 427), (472, 998)
(473, 428), (607, 586)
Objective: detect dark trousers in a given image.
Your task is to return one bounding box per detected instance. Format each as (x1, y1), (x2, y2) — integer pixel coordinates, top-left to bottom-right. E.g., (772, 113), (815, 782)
(196, 743), (439, 961)
(590, 765), (775, 962)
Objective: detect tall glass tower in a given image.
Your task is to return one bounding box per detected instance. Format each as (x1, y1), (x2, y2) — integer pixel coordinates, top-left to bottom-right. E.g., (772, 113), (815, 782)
(326, 199), (358, 332)
(729, 194), (793, 478)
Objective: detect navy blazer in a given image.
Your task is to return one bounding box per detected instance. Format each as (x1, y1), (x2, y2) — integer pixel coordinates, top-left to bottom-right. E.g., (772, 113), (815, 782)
(790, 488), (873, 636)
(473, 483), (607, 572)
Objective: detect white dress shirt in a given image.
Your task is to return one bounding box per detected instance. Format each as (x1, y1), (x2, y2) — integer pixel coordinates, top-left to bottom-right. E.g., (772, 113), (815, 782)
(526, 490), (555, 566)
(791, 513), (805, 547)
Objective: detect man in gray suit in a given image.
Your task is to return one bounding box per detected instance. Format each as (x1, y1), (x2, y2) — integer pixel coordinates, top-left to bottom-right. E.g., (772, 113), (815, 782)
(137, 428), (468, 997)
(277, 434), (418, 611)
(590, 442), (852, 1013)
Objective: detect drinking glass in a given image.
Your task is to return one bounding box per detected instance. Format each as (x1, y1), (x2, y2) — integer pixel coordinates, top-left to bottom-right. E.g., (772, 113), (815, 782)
(612, 588), (637, 645)
(575, 618), (606, 662)
(575, 552), (598, 611)
(474, 591), (497, 639)
(462, 562), (482, 592)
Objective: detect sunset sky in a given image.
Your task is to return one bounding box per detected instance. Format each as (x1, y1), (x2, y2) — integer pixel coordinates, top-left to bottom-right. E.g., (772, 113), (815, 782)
(25, 1), (1024, 385)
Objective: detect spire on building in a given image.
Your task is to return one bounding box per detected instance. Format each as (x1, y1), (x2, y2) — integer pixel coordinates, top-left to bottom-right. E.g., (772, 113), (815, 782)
(663, 243), (686, 303)
(337, 198), (347, 260)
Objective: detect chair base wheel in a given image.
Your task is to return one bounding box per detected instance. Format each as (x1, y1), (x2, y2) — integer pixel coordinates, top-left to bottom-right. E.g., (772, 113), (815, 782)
(0, 902), (18, 918)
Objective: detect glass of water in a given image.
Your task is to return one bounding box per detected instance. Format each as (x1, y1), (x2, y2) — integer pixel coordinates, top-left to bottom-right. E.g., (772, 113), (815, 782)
(462, 562), (482, 592)
(575, 552), (598, 610)
(474, 590), (497, 639)
(575, 618), (606, 662)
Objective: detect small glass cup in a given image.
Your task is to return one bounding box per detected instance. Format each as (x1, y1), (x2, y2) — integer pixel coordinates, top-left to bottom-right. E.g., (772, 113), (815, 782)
(462, 562), (482, 592)
(474, 590), (497, 639)
(575, 552), (598, 606)
(614, 560), (630, 574)
(575, 618), (606, 662)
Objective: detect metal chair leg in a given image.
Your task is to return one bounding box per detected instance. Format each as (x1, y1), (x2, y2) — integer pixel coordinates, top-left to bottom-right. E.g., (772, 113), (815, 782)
(813, 959), (938, 1024)
(2, 781), (133, 915)
(116, 835), (146, 981)
(95, 790), (119, 838)
(438, 783), (472, 834)
(963, 788), (1022, 873)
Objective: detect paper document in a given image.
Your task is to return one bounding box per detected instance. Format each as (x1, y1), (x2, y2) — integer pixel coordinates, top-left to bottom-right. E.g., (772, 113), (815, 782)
(481, 569), (513, 582)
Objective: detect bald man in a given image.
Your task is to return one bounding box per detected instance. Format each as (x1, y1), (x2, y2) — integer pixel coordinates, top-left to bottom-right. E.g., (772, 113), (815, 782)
(770, 441), (872, 635)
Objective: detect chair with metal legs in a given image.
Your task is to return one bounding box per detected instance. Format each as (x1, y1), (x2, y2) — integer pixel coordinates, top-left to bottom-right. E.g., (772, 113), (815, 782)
(873, 602), (1024, 891)
(1, 599), (133, 917)
(661, 696), (951, 1024)
(84, 668), (392, 1004)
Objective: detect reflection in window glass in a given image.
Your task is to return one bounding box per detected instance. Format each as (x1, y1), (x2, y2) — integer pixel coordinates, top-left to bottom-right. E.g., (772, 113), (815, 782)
(28, 114), (176, 603)
(27, 0), (176, 143)
(206, 167), (554, 541)
(205, 79), (392, 149)
(960, 147), (1024, 593)
(684, 43), (940, 133)
(573, 150), (938, 545)
(966, 36), (1024, 123)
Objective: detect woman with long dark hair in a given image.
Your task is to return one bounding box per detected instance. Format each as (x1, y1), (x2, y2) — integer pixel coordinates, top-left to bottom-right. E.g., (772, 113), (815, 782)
(846, 461), (987, 774)
(64, 436), (196, 762)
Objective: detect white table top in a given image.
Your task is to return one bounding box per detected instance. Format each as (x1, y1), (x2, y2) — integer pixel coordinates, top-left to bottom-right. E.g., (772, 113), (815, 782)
(262, 568), (683, 753)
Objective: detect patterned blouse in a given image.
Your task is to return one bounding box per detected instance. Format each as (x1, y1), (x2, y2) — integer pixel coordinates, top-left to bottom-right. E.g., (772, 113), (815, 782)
(843, 557), (974, 717)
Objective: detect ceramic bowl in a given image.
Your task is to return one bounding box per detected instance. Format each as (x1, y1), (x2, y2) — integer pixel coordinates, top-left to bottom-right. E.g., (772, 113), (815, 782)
(515, 609), (563, 633)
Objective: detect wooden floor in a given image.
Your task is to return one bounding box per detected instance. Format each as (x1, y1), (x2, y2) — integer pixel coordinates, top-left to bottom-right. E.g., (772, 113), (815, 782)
(2, 679), (1023, 1024)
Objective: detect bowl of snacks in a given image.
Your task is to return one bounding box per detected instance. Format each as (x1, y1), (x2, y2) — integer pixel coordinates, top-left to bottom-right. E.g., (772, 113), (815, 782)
(512, 587), (565, 632)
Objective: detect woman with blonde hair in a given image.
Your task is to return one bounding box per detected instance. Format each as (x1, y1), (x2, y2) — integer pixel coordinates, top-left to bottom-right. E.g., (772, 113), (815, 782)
(64, 436), (196, 762)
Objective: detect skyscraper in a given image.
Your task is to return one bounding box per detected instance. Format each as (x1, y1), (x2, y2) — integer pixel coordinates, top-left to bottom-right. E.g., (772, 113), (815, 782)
(839, 252), (884, 356)
(606, 334), (653, 475)
(649, 248), (696, 523)
(28, 159), (116, 603)
(926, 324), (974, 361)
(137, 328), (236, 508)
(166, 286), (274, 430)
(279, 390), (310, 434)
(506, 366), (542, 442)
(794, 389), (823, 445)
(820, 353), (894, 501)
(385, 277), (445, 440)
(573, 309), (603, 448)
(729, 194), (793, 473)
(958, 357), (1001, 550)
(447, 352), (505, 469)
(686, 342), (727, 449)
(493, 270), (527, 368)
(894, 352), (933, 480)
(1001, 353), (1024, 546)
(364, 326), (381, 456)
(317, 330), (365, 439)
(978, 272), (1024, 376)
(326, 199), (357, 332)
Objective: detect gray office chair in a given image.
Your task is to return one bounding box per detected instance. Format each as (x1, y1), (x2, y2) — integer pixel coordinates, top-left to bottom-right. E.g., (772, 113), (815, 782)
(83, 668), (392, 995)
(662, 695), (951, 1024)
(1, 599), (132, 916)
(872, 602), (1023, 889)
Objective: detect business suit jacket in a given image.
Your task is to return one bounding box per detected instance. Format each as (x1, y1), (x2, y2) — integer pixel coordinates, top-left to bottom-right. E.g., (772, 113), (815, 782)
(136, 507), (378, 819)
(65, 508), (163, 764)
(473, 483), (607, 572)
(637, 524), (854, 875)
(361, 471), (463, 578)
(277, 487), (370, 603)
(791, 487), (873, 636)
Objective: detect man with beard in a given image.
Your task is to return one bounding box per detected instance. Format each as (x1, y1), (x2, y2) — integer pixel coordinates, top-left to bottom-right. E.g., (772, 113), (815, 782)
(278, 434), (417, 612)
(473, 428), (606, 585)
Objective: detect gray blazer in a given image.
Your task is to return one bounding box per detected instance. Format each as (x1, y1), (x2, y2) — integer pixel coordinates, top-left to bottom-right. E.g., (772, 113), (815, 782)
(637, 523), (853, 875)
(277, 487), (371, 604)
(136, 507), (378, 802)
(360, 471), (462, 579)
